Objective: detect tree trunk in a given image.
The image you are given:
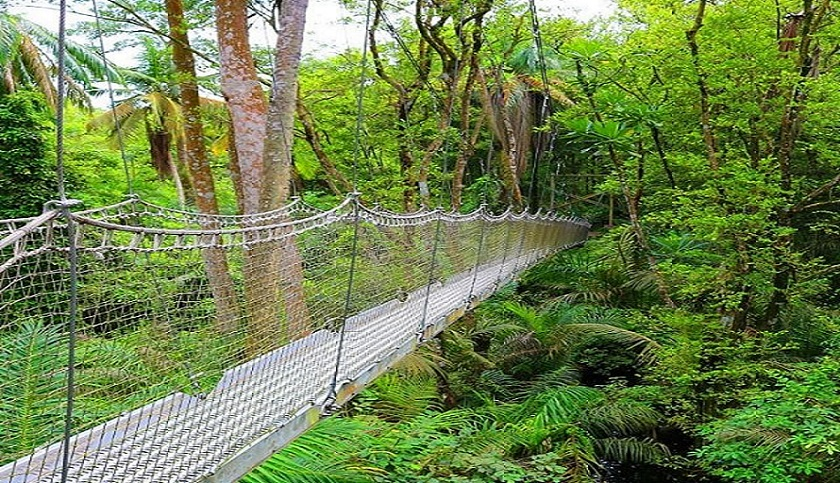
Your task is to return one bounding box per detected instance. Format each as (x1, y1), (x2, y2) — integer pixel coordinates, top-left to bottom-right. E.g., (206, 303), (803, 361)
(167, 144), (187, 208)
(762, 0), (827, 329)
(686, 0), (719, 171)
(167, 0), (240, 335)
(574, 61), (674, 308)
(215, 0), (267, 216)
(475, 68), (523, 209)
(452, 63), (481, 210)
(397, 101), (417, 211)
(261, 0), (311, 340)
(215, 0), (279, 356)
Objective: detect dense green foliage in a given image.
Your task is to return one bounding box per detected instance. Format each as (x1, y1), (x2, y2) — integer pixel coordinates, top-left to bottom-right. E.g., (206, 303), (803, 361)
(0, 92), (56, 217)
(0, 0), (838, 481)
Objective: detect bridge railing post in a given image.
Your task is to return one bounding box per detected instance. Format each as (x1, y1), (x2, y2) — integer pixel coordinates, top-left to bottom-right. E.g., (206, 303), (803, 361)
(494, 211), (514, 288)
(512, 210), (528, 276)
(326, 193), (362, 409)
(417, 209), (443, 341)
(467, 205), (488, 303)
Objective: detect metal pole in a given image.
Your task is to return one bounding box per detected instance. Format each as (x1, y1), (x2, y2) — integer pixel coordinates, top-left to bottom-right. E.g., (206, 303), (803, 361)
(418, 210), (443, 340)
(495, 213), (514, 288)
(326, 194), (362, 407)
(59, 201), (81, 483)
(467, 206), (488, 302)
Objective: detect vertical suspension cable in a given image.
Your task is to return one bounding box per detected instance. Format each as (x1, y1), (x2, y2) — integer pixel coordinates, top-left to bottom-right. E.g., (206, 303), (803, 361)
(55, 1), (80, 482)
(59, 205), (79, 483)
(513, 210), (528, 273)
(467, 205), (488, 302)
(327, 194), (362, 405)
(495, 213), (513, 287)
(328, 0), (372, 406)
(55, 3), (68, 202)
(91, 0), (133, 195)
(417, 210), (443, 340)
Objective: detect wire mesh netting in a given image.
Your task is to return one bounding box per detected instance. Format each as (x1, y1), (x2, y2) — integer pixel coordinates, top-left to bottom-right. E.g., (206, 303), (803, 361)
(0, 195), (589, 483)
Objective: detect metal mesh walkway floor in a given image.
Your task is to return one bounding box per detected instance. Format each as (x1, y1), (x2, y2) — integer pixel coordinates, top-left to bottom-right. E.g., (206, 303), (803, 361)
(0, 251), (545, 483)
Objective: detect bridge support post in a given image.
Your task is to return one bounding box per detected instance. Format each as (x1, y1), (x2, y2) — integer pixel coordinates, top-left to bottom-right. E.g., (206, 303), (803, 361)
(495, 214), (514, 288)
(418, 210), (443, 341)
(513, 212), (528, 274)
(467, 205), (488, 302)
(326, 193), (362, 409)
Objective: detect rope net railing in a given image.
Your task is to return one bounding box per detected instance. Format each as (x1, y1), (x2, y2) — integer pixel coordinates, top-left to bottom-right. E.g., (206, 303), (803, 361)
(0, 194), (589, 483)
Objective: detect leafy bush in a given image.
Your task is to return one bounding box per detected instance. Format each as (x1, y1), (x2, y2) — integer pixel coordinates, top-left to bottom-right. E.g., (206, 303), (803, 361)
(694, 357), (840, 483)
(0, 92), (57, 218)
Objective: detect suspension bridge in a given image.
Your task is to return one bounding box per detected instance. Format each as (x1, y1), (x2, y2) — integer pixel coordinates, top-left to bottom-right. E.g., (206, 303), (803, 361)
(0, 194), (589, 483)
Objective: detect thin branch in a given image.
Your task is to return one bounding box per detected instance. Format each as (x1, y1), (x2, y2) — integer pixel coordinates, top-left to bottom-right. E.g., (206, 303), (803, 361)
(102, 0), (218, 66)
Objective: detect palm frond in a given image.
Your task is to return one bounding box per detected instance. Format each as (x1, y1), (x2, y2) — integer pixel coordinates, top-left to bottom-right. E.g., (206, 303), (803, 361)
(477, 368), (527, 401)
(594, 437), (670, 464)
(368, 373), (441, 420)
(16, 35), (56, 109)
(0, 16), (22, 68)
(521, 366), (581, 398)
(0, 321), (67, 459)
(21, 17), (116, 84)
(579, 402), (660, 438)
(118, 108), (150, 145)
(86, 100), (139, 132)
(117, 68), (162, 89)
(494, 331), (543, 364)
(392, 344), (447, 379)
(64, 75), (92, 111)
(400, 407), (480, 433)
(456, 425), (527, 456)
(147, 90), (183, 139)
(503, 301), (541, 330)
(564, 323), (660, 363)
(519, 386), (603, 429)
(716, 427), (790, 450)
(622, 269), (658, 293)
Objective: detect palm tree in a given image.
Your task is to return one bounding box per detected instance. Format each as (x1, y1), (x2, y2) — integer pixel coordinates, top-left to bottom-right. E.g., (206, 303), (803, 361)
(86, 40), (191, 204)
(477, 44), (572, 209)
(495, 301), (660, 377)
(87, 40), (178, 172)
(0, 11), (113, 110)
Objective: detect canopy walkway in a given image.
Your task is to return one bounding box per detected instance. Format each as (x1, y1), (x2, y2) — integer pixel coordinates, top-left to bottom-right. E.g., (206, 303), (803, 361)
(0, 195), (588, 483)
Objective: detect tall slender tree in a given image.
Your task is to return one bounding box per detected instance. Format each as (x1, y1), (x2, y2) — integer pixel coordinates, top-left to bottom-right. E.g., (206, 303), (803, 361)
(165, 0), (240, 334)
(215, 0), (310, 354)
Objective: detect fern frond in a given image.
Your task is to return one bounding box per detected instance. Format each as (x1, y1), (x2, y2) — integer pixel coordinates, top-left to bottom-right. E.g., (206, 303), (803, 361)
(521, 386), (603, 429)
(580, 402), (660, 438)
(594, 437), (670, 464)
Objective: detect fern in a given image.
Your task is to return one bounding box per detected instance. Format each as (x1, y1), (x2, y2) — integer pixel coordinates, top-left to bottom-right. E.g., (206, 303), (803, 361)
(594, 437), (670, 464)
(517, 386), (603, 429)
(579, 402), (660, 438)
(242, 419), (381, 483)
(0, 321), (67, 463)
